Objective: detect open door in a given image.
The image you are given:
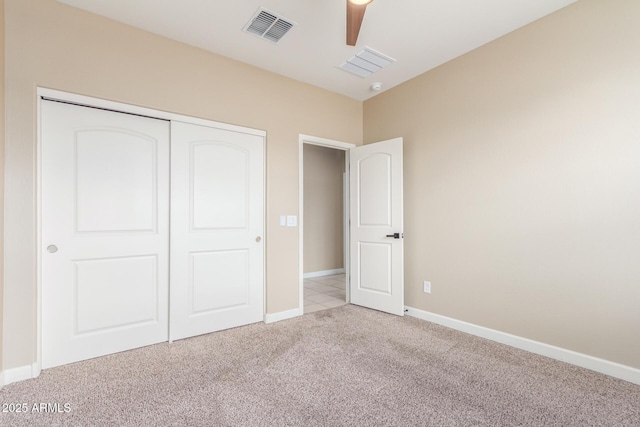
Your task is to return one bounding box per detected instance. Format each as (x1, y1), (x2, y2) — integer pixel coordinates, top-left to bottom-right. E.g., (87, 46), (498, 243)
(349, 138), (404, 315)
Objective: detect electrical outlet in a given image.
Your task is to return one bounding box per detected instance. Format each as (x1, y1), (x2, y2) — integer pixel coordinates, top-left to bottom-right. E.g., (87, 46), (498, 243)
(423, 281), (431, 294)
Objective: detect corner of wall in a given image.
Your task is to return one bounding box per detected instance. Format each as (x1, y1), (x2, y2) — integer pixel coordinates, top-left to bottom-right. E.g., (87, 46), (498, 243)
(0, 0), (6, 380)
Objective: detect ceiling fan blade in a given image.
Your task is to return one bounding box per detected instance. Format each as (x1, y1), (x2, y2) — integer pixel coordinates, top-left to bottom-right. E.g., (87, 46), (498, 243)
(346, 1), (369, 46)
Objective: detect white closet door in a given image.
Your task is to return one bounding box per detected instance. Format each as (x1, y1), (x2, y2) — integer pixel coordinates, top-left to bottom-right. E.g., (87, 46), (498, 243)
(170, 121), (264, 341)
(41, 101), (170, 369)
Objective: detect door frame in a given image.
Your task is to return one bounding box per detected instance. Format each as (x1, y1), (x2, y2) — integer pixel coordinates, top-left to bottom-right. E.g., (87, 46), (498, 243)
(36, 87), (266, 373)
(298, 134), (355, 312)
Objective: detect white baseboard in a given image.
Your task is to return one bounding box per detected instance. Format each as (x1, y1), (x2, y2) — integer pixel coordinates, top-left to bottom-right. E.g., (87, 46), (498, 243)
(0, 371), (4, 388)
(264, 307), (303, 324)
(303, 269), (345, 279)
(2, 362), (40, 387)
(404, 306), (640, 386)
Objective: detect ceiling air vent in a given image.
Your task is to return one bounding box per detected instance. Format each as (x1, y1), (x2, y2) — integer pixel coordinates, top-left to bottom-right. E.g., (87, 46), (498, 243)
(244, 8), (295, 43)
(340, 47), (396, 78)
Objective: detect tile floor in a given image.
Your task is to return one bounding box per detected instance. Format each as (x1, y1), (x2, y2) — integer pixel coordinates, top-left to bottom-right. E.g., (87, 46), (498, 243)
(303, 273), (347, 314)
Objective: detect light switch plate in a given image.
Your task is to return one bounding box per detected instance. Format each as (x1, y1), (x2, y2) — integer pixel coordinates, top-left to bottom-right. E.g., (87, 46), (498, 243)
(280, 215), (286, 226)
(423, 281), (431, 294)
(287, 215), (297, 227)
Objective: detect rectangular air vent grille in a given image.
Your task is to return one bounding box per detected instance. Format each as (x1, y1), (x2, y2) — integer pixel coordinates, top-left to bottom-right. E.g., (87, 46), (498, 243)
(244, 8), (295, 43)
(339, 47), (396, 78)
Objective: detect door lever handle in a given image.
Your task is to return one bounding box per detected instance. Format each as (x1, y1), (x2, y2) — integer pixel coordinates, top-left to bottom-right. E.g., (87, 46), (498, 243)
(386, 233), (401, 239)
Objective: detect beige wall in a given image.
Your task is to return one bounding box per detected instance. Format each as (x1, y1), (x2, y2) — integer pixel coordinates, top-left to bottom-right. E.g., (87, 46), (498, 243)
(0, 0), (5, 372)
(303, 144), (345, 273)
(3, 0), (361, 369)
(364, 0), (640, 369)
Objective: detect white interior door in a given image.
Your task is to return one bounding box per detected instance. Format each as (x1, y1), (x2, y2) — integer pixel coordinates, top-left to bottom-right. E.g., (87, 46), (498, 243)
(170, 121), (265, 341)
(41, 100), (170, 369)
(349, 137), (404, 315)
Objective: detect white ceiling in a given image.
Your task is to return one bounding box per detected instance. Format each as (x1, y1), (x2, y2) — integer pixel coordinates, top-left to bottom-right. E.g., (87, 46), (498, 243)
(57, 0), (577, 101)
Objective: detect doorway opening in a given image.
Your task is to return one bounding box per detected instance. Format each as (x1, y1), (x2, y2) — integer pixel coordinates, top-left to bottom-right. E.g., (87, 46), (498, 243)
(298, 135), (355, 314)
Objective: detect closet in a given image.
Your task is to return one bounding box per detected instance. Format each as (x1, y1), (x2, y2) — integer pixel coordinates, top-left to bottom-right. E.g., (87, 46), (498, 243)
(40, 99), (264, 369)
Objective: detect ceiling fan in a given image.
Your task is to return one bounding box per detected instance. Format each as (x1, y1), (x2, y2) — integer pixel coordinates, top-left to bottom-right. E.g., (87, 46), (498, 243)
(346, 0), (373, 46)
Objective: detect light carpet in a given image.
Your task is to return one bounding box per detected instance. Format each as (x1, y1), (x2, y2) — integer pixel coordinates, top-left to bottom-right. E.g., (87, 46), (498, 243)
(1, 305), (639, 426)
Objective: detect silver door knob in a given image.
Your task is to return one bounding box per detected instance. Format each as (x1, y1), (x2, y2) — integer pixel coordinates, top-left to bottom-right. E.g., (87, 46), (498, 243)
(47, 245), (58, 253)
(255, 236), (262, 243)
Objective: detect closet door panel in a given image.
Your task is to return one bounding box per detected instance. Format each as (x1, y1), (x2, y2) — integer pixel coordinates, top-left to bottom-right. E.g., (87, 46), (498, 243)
(41, 100), (170, 369)
(170, 121), (264, 340)
(191, 142), (248, 229)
